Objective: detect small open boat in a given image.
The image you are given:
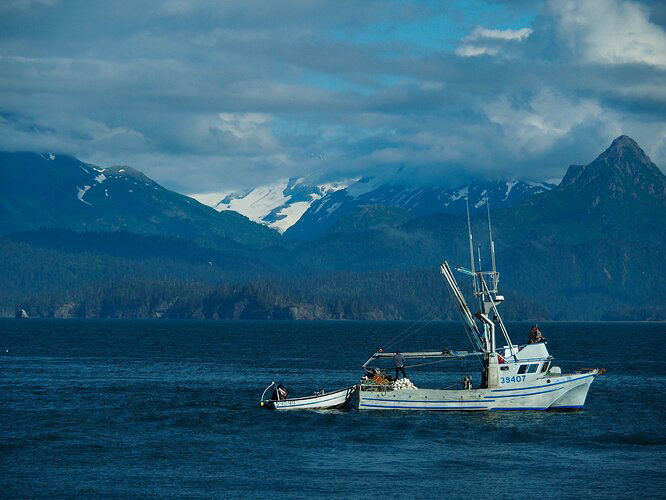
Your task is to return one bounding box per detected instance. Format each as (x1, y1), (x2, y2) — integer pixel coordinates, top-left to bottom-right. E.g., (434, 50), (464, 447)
(259, 382), (357, 410)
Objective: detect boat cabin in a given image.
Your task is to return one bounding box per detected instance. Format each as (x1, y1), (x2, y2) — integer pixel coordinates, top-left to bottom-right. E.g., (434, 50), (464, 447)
(492, 343), (558, 388)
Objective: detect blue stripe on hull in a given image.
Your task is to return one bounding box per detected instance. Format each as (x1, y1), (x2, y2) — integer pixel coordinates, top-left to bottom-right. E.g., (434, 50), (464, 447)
(487, 387), (562, 398)
(362, 397), (496, 403)
(359, 403), (586, 411)
(359, 403), (488, 410)
(488, 404), (586, 411)
(490, 407), (548, 411)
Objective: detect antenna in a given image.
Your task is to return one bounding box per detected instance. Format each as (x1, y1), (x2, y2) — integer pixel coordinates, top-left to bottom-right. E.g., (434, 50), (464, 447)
(486, 197), (498, 291)
(477, 243), (483, 275)
(465, 198), (476, 294)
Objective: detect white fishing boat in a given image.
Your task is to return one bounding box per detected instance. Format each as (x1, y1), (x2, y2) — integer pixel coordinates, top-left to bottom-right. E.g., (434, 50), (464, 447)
(260, 382), (357, 410)
(357, 201), (603, 411)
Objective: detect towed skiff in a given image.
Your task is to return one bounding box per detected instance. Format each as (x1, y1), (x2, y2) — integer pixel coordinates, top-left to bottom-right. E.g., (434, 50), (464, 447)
(259, 383), (357, 410)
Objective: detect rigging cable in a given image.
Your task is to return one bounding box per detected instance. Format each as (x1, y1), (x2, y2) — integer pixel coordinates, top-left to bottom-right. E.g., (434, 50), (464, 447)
(405, 355), (481, 369)
(384, 315), (440, 350)
(383, 307), (440, 349)
(441, 280), (484, 367)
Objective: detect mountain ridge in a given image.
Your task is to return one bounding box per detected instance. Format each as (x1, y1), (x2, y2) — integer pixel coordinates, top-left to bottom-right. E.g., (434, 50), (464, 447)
(562, 135), (666, 199)
(284, 178), (555, 240)
(192, 176), (353, 234)
(1, 135), (664, 320)
(509, 135), (666, 243)
(0, 151), (279, 249)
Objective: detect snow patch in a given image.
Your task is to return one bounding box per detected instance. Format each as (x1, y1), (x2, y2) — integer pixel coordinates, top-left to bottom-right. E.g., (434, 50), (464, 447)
(345, 177), (381, 198)
(95, 173), (106, 184)
(215, 180), (290, 223)
(326, 201), (342, 215)
(450, 186), (469, 202)
(319, 178), (358, 194)
(190, 177), (353, 231)
(474, 190), (487, 208)
(270, 201), (311, 234)
(526, 180), (557, 191)
(77, 185), (92, 205)
(503, 179), (519, 201)
(189, 192), (227, 207)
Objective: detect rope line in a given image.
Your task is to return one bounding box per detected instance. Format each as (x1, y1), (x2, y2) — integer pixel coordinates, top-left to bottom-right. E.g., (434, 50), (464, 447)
(405, 355), (480, 369)
(385, 315), (439, 350)
(383, 307), (439, 349)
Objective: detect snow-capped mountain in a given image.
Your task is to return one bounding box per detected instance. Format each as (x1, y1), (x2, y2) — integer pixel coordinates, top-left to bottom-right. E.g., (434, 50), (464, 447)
(192, 177), (353, 233)
(284, 178), (556, 240)
(0, 152), (278, 248)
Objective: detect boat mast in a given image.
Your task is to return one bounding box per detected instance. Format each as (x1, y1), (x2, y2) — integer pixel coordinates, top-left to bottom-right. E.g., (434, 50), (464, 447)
(475, 242), (492, 352)
(486, 197), (498, 291)
(440, 197), (519, 387)
(460, 198), (514, 356)
(465, 198), (477, 296)
(478, 200), (516, 358)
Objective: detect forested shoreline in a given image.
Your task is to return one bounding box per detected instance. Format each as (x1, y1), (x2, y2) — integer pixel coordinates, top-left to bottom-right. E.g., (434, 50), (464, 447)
(1, 229), (652, 321)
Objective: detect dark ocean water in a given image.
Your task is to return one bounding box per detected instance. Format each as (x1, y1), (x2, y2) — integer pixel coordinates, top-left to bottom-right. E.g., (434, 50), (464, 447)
(1, 319), (665, 498)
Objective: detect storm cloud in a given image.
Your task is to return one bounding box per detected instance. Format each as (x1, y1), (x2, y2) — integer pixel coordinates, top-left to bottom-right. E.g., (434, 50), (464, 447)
(1, 0), (665, 193)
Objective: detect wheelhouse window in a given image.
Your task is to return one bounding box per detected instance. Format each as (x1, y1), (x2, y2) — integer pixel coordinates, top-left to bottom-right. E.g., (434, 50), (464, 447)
(518, 365), (528, 374)
(527, 364), (538, 374)
(541, 362), (550, 373)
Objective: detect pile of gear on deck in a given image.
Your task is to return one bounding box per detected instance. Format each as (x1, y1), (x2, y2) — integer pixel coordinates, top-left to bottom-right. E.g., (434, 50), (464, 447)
(393, 378), (418, 390)
(361, 367), (418, 390)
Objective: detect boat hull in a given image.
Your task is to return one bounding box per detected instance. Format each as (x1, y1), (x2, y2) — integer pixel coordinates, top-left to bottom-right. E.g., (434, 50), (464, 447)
(358, 371), (597, 411)
(263, 386), (356, 410)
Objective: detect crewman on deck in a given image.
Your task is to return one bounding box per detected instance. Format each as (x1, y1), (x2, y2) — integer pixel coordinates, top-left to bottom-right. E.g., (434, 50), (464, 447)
(528, 325), (545, 344)
(393, 351), (407, 380)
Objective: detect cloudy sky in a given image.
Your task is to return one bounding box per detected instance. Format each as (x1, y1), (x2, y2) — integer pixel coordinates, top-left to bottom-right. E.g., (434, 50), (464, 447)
(1, 0), (666, 193)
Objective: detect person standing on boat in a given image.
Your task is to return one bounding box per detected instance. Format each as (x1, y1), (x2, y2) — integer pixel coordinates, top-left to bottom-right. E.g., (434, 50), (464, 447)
(528, 325), (545, 344)
(394, 351), (407, 380)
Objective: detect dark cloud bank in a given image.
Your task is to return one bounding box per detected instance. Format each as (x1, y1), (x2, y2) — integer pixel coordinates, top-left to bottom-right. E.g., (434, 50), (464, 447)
(1, 0), (665, 194)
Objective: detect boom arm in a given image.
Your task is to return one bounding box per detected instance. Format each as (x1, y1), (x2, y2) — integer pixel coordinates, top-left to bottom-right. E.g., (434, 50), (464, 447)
(440, 261), (486, 352)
